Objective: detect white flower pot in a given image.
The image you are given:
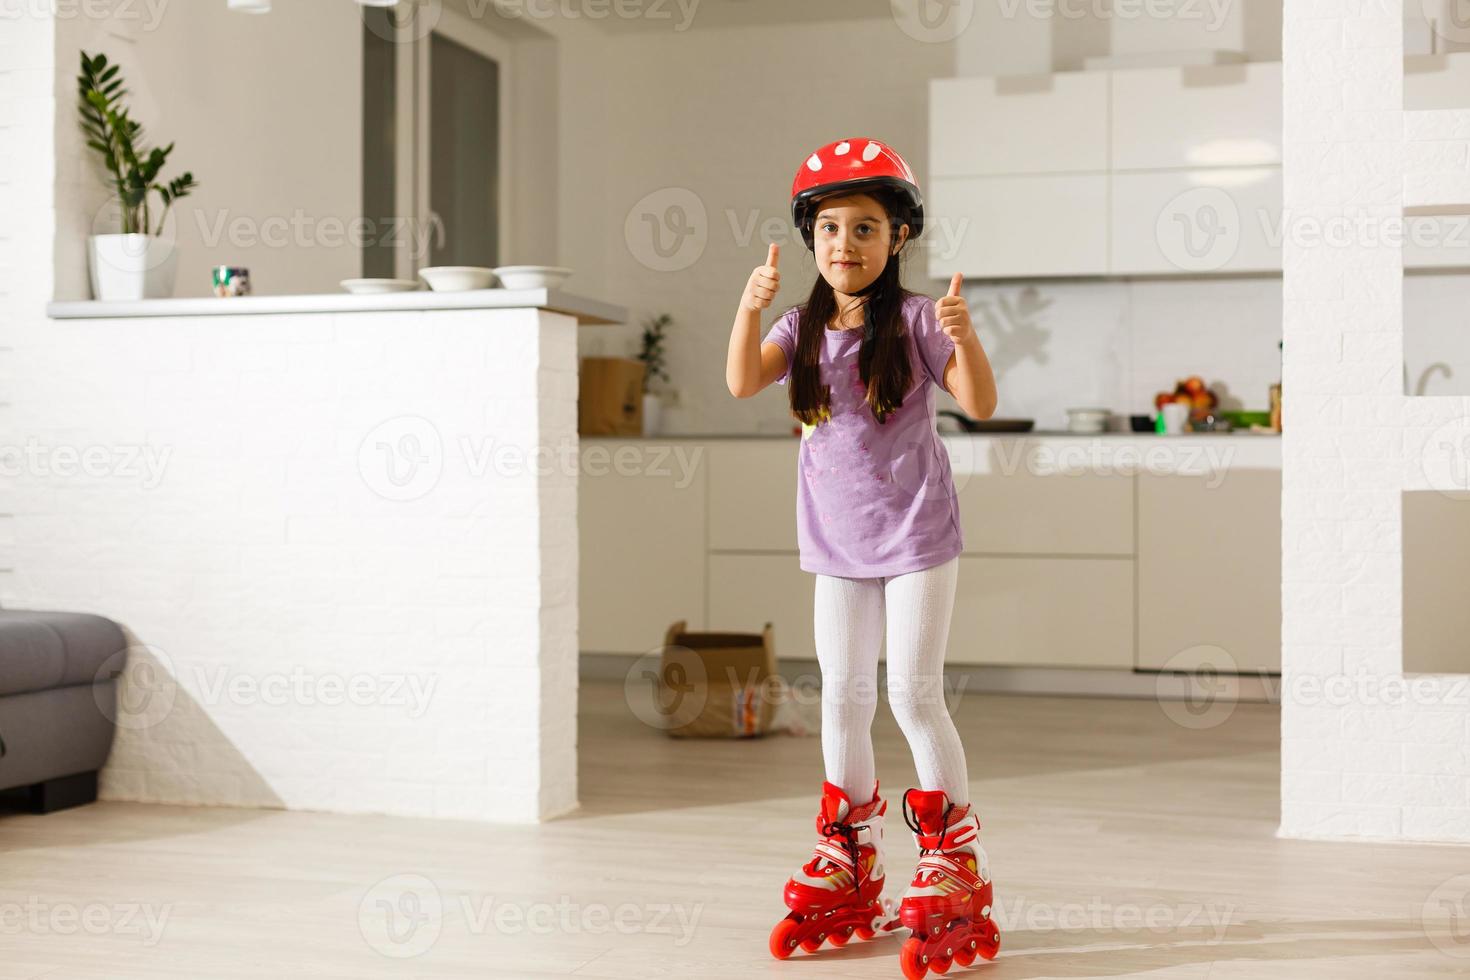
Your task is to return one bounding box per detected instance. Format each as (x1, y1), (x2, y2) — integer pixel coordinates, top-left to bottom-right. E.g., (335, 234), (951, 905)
(88, 234), (179, 301)
(642, 392), (663, 437)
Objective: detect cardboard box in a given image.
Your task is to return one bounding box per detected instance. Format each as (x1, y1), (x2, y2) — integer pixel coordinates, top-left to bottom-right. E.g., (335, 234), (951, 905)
(579, 357), (646, 436)
(656, 620), (777, 738)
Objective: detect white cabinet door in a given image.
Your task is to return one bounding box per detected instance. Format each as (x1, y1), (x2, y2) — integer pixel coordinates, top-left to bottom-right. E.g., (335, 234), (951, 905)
(929, 174), (1109, 279)
(949, 557), (1135, 668)
(1404, 211), (1470, 270)
(948, 438), (1134, 555)
(1110, 168), (1281, 275)
(1405, 53), (1470, 112)
(931, 72), (1109, 177)
(1136, 470), (1281, 673)
(707, 440), (799, 552)
(1111, 62), (1282, 171)
(580, 440), (708, 654)
(710, 554), (1133, 669)
(708, 554), (816, 661)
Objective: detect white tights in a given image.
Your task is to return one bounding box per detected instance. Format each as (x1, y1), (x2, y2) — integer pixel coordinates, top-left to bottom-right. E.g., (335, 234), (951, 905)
(813, 556), (970, 808)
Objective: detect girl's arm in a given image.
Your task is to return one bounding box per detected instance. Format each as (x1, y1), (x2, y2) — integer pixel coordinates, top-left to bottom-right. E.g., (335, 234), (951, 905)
(936, 273), (999, 420)
(727, 244), (787, 398)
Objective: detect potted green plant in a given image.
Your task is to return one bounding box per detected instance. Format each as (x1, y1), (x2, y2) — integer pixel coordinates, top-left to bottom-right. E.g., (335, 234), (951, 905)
(77, 51), (198, 300)
(636, 313), (672, 436)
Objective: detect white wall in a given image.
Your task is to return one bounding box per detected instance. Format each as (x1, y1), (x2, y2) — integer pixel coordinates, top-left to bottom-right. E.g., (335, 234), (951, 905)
(557, 17), (961, 433)
(1281, 1), (1470, 844)
(54, 1), (563, 300)
(55, 1), (363, 299)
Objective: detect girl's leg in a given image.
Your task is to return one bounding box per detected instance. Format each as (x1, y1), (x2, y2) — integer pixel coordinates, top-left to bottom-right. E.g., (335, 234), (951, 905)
(882, 556), (969, 806)
(813, 572), (885, 802)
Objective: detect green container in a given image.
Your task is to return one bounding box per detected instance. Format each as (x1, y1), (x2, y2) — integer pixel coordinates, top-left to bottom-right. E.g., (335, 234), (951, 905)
(1221, 410), (1271, 428)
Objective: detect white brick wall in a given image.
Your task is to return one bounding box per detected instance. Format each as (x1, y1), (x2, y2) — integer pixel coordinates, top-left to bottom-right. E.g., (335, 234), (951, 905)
(3, 306), (581, 823)
(1282, 0), (1470, 843)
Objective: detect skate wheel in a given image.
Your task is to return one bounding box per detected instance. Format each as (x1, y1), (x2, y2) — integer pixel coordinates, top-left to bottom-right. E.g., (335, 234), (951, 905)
(930, 950), (953, 975)
(768, 915), (801, 960)
(855, 924), (876, 940)
(978, 928), (1001, 961)
(900, 936), (928, 980)
(800, 933), (825, 953)
(955, 944), (977, 967)
(828, 926), (852, 947)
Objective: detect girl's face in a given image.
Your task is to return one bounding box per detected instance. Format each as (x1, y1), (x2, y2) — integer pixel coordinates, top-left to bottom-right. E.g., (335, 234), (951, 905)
(813, 192), (909, 297)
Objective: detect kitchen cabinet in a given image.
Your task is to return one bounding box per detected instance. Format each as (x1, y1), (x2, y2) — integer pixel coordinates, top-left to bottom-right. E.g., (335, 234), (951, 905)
(950, 557), (1134, 668)
(1403, 490), (1470, 674)
(707, 554), (1133, 669)
(930, 62), (1287, 278)
(708, 554), (816, 659)
(1405, 53), (1470, 112)
(953, 442), (1132, 555)
(1110, 168), (1283, 275)
(582, 436), (1282, 678)
(930, 73), (1109, 177)
(708, 440), (796, 552)
(1110, 63), (1282, 172)
(1403, 209), (1470, 271)
(1136, 469), (1282, 673)
(579, 442), (709, 654)
(928, 174), (1109, 280)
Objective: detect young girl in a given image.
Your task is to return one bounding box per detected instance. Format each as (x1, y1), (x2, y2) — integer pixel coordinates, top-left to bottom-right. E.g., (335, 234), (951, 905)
(725, 138), (1001, 979)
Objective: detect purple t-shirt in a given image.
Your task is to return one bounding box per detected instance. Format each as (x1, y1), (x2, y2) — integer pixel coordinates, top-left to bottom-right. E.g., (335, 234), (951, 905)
(762, 292), (964, 578)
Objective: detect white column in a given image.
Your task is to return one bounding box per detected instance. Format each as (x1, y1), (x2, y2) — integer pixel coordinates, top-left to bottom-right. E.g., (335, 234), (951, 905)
(1281, 0), (1470, 843)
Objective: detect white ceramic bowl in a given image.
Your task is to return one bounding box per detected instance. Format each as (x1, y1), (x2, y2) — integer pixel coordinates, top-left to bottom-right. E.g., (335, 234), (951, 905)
(1066, 407), (1111, 433)
(340, 278), (421, 295)
(418, 266), (497, 291)
(492, 265), (573, 290)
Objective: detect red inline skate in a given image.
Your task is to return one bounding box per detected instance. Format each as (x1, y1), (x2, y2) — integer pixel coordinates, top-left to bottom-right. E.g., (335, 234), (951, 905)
(769, 780), (901, 959)
(897, 788), (1001, 978)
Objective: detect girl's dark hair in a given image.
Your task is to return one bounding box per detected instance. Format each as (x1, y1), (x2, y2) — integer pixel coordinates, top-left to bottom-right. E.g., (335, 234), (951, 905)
(784, 186), (920, 427)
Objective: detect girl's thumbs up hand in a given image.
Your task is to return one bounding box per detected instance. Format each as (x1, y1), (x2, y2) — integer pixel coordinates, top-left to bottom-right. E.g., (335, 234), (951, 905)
(935, 272), (974, 344)
(742, 243), (782, 312)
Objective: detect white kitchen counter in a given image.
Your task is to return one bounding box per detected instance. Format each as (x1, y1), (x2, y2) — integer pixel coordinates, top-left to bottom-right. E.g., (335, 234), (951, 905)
(580, 433), (1283, 678)
(585, 430), (1284, 472)
(14, 297), (600, 824)
(46, 287), (625, 325)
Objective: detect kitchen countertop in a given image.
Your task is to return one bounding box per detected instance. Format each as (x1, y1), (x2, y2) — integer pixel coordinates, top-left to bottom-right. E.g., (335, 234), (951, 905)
(581, 429), (1283, 472)
(45, 287), (626, 325)
(583, 429), (1281, 439)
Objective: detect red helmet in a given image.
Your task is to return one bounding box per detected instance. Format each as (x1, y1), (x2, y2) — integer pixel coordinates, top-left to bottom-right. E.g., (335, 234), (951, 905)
(790, 138), (925, 251)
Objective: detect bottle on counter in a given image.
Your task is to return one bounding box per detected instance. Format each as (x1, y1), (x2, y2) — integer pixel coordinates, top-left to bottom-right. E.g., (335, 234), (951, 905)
(1270, 339), (1282, 432)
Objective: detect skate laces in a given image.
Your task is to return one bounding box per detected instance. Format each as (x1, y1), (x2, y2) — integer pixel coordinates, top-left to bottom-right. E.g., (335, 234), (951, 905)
(901, 792), (954, 856)
(818, 816), (862, 872)
(902, 791), (982, 886)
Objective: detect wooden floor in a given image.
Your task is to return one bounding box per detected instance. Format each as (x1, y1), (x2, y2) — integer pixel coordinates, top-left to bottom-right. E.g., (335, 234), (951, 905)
(2, 681), (1467, 978)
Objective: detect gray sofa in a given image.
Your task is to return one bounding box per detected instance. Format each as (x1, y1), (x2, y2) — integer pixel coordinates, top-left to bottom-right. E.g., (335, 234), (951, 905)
(0, 610), (127, 813)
